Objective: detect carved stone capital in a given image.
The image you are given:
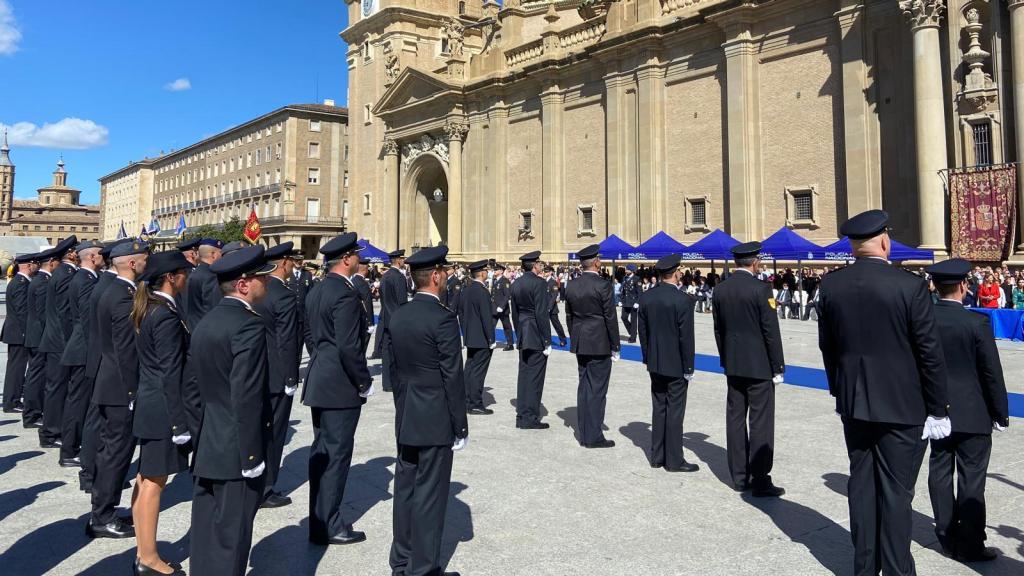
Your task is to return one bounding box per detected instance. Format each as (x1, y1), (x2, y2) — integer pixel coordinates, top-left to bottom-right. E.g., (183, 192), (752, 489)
(444, 122), (469, 142)
(383, 138), (399, 156)
(899, 0), (945, 31)
(1008, 0), (1024, 11)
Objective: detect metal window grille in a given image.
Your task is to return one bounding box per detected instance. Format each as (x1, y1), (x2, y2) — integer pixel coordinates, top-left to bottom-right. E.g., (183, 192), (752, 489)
(972, 123), (992, 166)
(521, 212), (533, 232)
(794, 193), (813, 221)
(691, 200), (706, 226)
(581, 207), (594, 231)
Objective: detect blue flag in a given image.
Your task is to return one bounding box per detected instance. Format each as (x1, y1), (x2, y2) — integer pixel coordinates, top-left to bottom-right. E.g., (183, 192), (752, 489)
(175, 213), (187, 236)
(147, 218), (161, 235)
(116, 221), (127, 240)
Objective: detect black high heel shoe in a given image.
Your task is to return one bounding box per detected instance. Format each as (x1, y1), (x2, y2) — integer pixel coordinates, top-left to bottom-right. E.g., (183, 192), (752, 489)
(133, 557), (185, 576)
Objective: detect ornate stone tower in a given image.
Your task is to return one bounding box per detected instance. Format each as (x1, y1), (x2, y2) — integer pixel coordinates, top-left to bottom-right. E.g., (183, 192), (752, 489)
(0, 129), (14, 224)
(37, 158), (81, 206)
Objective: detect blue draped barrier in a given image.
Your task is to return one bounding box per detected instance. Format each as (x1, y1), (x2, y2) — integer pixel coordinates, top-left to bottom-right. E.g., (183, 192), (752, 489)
(968, 308), (1024, 342)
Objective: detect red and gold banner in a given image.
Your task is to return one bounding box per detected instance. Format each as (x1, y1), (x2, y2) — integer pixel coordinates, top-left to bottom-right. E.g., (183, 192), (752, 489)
(244, 207), (262, 244)
(949, 164), (1017, 261)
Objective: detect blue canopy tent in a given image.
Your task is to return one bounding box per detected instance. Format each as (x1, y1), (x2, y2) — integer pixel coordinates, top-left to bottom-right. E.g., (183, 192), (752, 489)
(633, 231), (687, 260)
(358, 239), (390, 263)
(567, 234), (639, 261)
(678, 229), (739, 261)
(758, 227), (827, 261)
(822, 237), (935, 262)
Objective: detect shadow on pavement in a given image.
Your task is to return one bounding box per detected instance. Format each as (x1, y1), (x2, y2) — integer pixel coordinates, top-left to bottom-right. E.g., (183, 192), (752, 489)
(75, 531), (190, 576)
(481, 386), (496, 409)
(682, 432), (732, 488)
(0, 513), (92, 574)
(0, 480), (64, 523)
(556, 406), (580, 442)
(508, 398), (548, 419)
(249, 518), (327, 576)
(441, 481), (473, 571)
(618, 421), (652, 463)
(0, 434), (16, 442)
(0, 449), (44, 476)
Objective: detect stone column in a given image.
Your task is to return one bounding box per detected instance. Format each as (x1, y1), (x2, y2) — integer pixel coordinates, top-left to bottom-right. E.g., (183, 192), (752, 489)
(490, 101), (511, 257)
(636, 46), (667, 238)
(900, 0), (948, 253)
(444, 122), (468, 256)
(603, 71), (639, 244)
(382, 138), (400, 249)
(1008, 0), (1024, 250)
(541, 83), (565, 255)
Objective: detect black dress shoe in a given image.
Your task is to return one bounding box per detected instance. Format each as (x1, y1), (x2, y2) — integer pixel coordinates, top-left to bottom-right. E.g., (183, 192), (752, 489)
(260, 492), (292, 509)
(516, 422), (550, 430)
(133, 557), (185, 576)
(39, 438), (62, 449)
(650, 461), (664, 469)
(23, 420), (42, 429)
(3, 406), (23, 413)
(86, 517), (135, 539)
(733, 481), (750, 492)
(582, 439), (615, 449)
(503, 345), (515, 351)
(311, 529), (367, 546)
(467, 407), (494, 415)
(752, 482), (786, 498)
(59, 457), (82, 468)
(958, 547), (998, 562)
(665, 460), (700, 473)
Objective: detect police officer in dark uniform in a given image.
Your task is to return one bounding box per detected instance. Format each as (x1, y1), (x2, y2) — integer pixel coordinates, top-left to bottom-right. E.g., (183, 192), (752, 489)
(711, 241), (785, 497)
(564, 244), (619, 448)
(189, 245), (275, 576)
(285, 250), (312, 354)
(37, 236), (79, 448)
(444, 267), (463, 312)
(459, 259), (496, 415)
(924, 258), (1008, 563)
(389, 245), (469, 576)
(379, 249), (409, 392)
(58, 240), (102, 467)
(88, 240), (150, 540)
(545, 265), (568, 347)
(174, 237), (202, 318)
(22, 245), (58, 429)
(2, 252), (37, 413)
(186, 238), (224, 329)
(351, 255), (376, 355)
(254, 242), (302, 510)
(638, 254), (699, 472)
(817, 210), (950, 576)
(303, 233), (373, 546)
(491, 262), (515, 350)
(511, 251), (552, 429)
(620, 264), (641, 343)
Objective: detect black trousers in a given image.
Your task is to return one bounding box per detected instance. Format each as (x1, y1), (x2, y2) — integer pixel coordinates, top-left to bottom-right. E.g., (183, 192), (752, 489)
(308, 406), (362, 542)
(190, 475), (264, 576)
(843, 419), (926, 576)
(263, 391), (294, 497)
(576, 355), (612, 445)
(3, 343), (28, 410)
(79, 401), (101, 484)
(928, 432), (992, 557)
(60, 367), (91, 459)
(725, 376), (775, 488)
(515, 349), (548, 427)
(650, 373), (689, 469)
(371, 318), (385, 358)
(40, 353), (70, 442)
(549, 309), (566, 342)
(22, 348), (46, 423)
(464, 347), (492, 410)
(90, 404), (135, 525)
(381, 332), (394, 392)
(390, 444), (454, 576)
(495, 312), (514, 346)
(621, 306), (637, 340)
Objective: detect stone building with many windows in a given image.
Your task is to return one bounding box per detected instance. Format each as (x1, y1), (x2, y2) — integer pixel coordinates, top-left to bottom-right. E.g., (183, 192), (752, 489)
(342, 0), (1024, 262)
(101, 103), (350, 256)
(98, 159), (157, 240)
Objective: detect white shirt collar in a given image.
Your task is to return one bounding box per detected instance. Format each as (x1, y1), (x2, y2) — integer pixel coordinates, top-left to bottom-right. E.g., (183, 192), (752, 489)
(474, 279), (487, 286)
(354, 273), (365, 279)
(416, 291), (441, 302)
(154, 290), (177, 307)
(82, 267), (98, 278)
(63, 261), (79, 270)
(38, 269), (51, 277)
(224, 295), (254, 311)
(939, 298), (964, 304)
(735, 269), (754, 276)
(104, 269), (117, 275)
(115, 275), (136, 287)
(583, 270), (600, 275)
(16, 272), (31, 280)
(865, 256), (890, 263)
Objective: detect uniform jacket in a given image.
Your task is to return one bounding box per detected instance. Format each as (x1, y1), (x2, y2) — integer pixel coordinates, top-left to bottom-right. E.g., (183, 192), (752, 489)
(459, 280), (495, 350)
(24, 270), (50, 349)
(1, 273), (31, 345)
(546, 277), (561, 314)
(379, 267), (408, 331)
(351, 273), (375, 331)
(620, 274), (641, 308)
(564, 272), (620, 356)
(817, 258), (948, 425)
(492, 276), (511, 315)
(60, 268), (99, 367)
(133, 297), (192, 440)
(510, 271), (551, 351)
(445, 274), (463, 312)
(932, 300), (1009, 433)
(711, 270), (785, 380)
(190, 297), (271, 480)
(639, 283), (696, 378)
(185, 261), (222, 329)
(253, 277), (301, 395)
(93, 278), (140, 407)
(85, 272), (116, 379)
(38, 262), (77, 354)
(390, 293), (468, 446)
(302, 273), (371, 408)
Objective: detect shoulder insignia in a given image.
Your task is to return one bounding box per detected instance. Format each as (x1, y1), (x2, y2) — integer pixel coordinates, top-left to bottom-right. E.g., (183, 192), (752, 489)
(768, 297), (777, 310)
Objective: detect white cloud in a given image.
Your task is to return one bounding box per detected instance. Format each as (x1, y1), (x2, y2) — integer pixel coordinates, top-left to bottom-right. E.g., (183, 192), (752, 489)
(0, 0), (22, 56)
(1, 118), (110, 150)
(165, 78), (192, 92)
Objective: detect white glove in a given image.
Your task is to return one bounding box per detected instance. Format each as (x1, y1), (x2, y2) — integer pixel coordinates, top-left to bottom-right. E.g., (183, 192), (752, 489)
(993, 421), (1007, 432)
(921, 416), (952, 440)
(683, 372), (693, 382)
(284, 384), (297, 397)
(242, 461), (265, 478)
(452, 436), (469, 451)
(633, 303), (639, 309)
(489, 341), (497, 350)
(496, 307), (503, 314)
(359, 381), (376, 398)
(171, 433), (191, 445)
(612, 351), (620, 363)
(543, 346), (551, 357)
(128, 400), (134, 411)
(367, 325), (376, 335)
(772, 374), (783, 385)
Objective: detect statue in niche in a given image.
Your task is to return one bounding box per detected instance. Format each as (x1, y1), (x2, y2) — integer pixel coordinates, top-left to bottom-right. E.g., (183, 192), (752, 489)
(445, 18), (465, 57)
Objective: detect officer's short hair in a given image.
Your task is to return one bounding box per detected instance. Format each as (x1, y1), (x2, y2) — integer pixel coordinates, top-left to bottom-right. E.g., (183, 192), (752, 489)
(735, 256), (758, 267)
(220, 278), (241, 295)
(411, 268), (434, 289)
(580, 257), (598, 269)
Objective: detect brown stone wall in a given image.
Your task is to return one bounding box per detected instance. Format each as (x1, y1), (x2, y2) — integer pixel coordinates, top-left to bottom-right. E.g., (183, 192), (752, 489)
(561, 98), (606, 249)
(506, 113), (542, 251)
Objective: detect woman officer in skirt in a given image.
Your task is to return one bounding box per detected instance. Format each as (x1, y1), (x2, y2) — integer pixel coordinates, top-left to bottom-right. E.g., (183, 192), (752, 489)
(130, 251), (195, 576)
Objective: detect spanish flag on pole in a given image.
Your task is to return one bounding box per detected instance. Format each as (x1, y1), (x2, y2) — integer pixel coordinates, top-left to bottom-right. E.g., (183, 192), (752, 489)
(244, 204), (262, 244)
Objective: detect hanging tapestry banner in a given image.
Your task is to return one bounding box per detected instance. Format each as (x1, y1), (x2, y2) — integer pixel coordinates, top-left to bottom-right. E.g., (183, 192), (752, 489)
(949, 164), (1018, 261)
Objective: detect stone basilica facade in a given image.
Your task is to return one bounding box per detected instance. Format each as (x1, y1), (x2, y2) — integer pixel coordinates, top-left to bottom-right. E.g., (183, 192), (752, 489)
(343, 0), (1024, 262)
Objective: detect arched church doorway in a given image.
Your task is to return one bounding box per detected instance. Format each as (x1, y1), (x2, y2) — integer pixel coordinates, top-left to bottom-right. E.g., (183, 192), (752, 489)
(400, 153), (449, 250)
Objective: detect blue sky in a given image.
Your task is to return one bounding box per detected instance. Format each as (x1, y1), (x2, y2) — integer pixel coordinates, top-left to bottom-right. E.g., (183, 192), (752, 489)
(0, 0), (350, 204)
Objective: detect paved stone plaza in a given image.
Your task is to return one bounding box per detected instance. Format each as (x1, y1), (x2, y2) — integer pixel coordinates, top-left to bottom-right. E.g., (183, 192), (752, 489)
(0, 310), (1021, 575)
